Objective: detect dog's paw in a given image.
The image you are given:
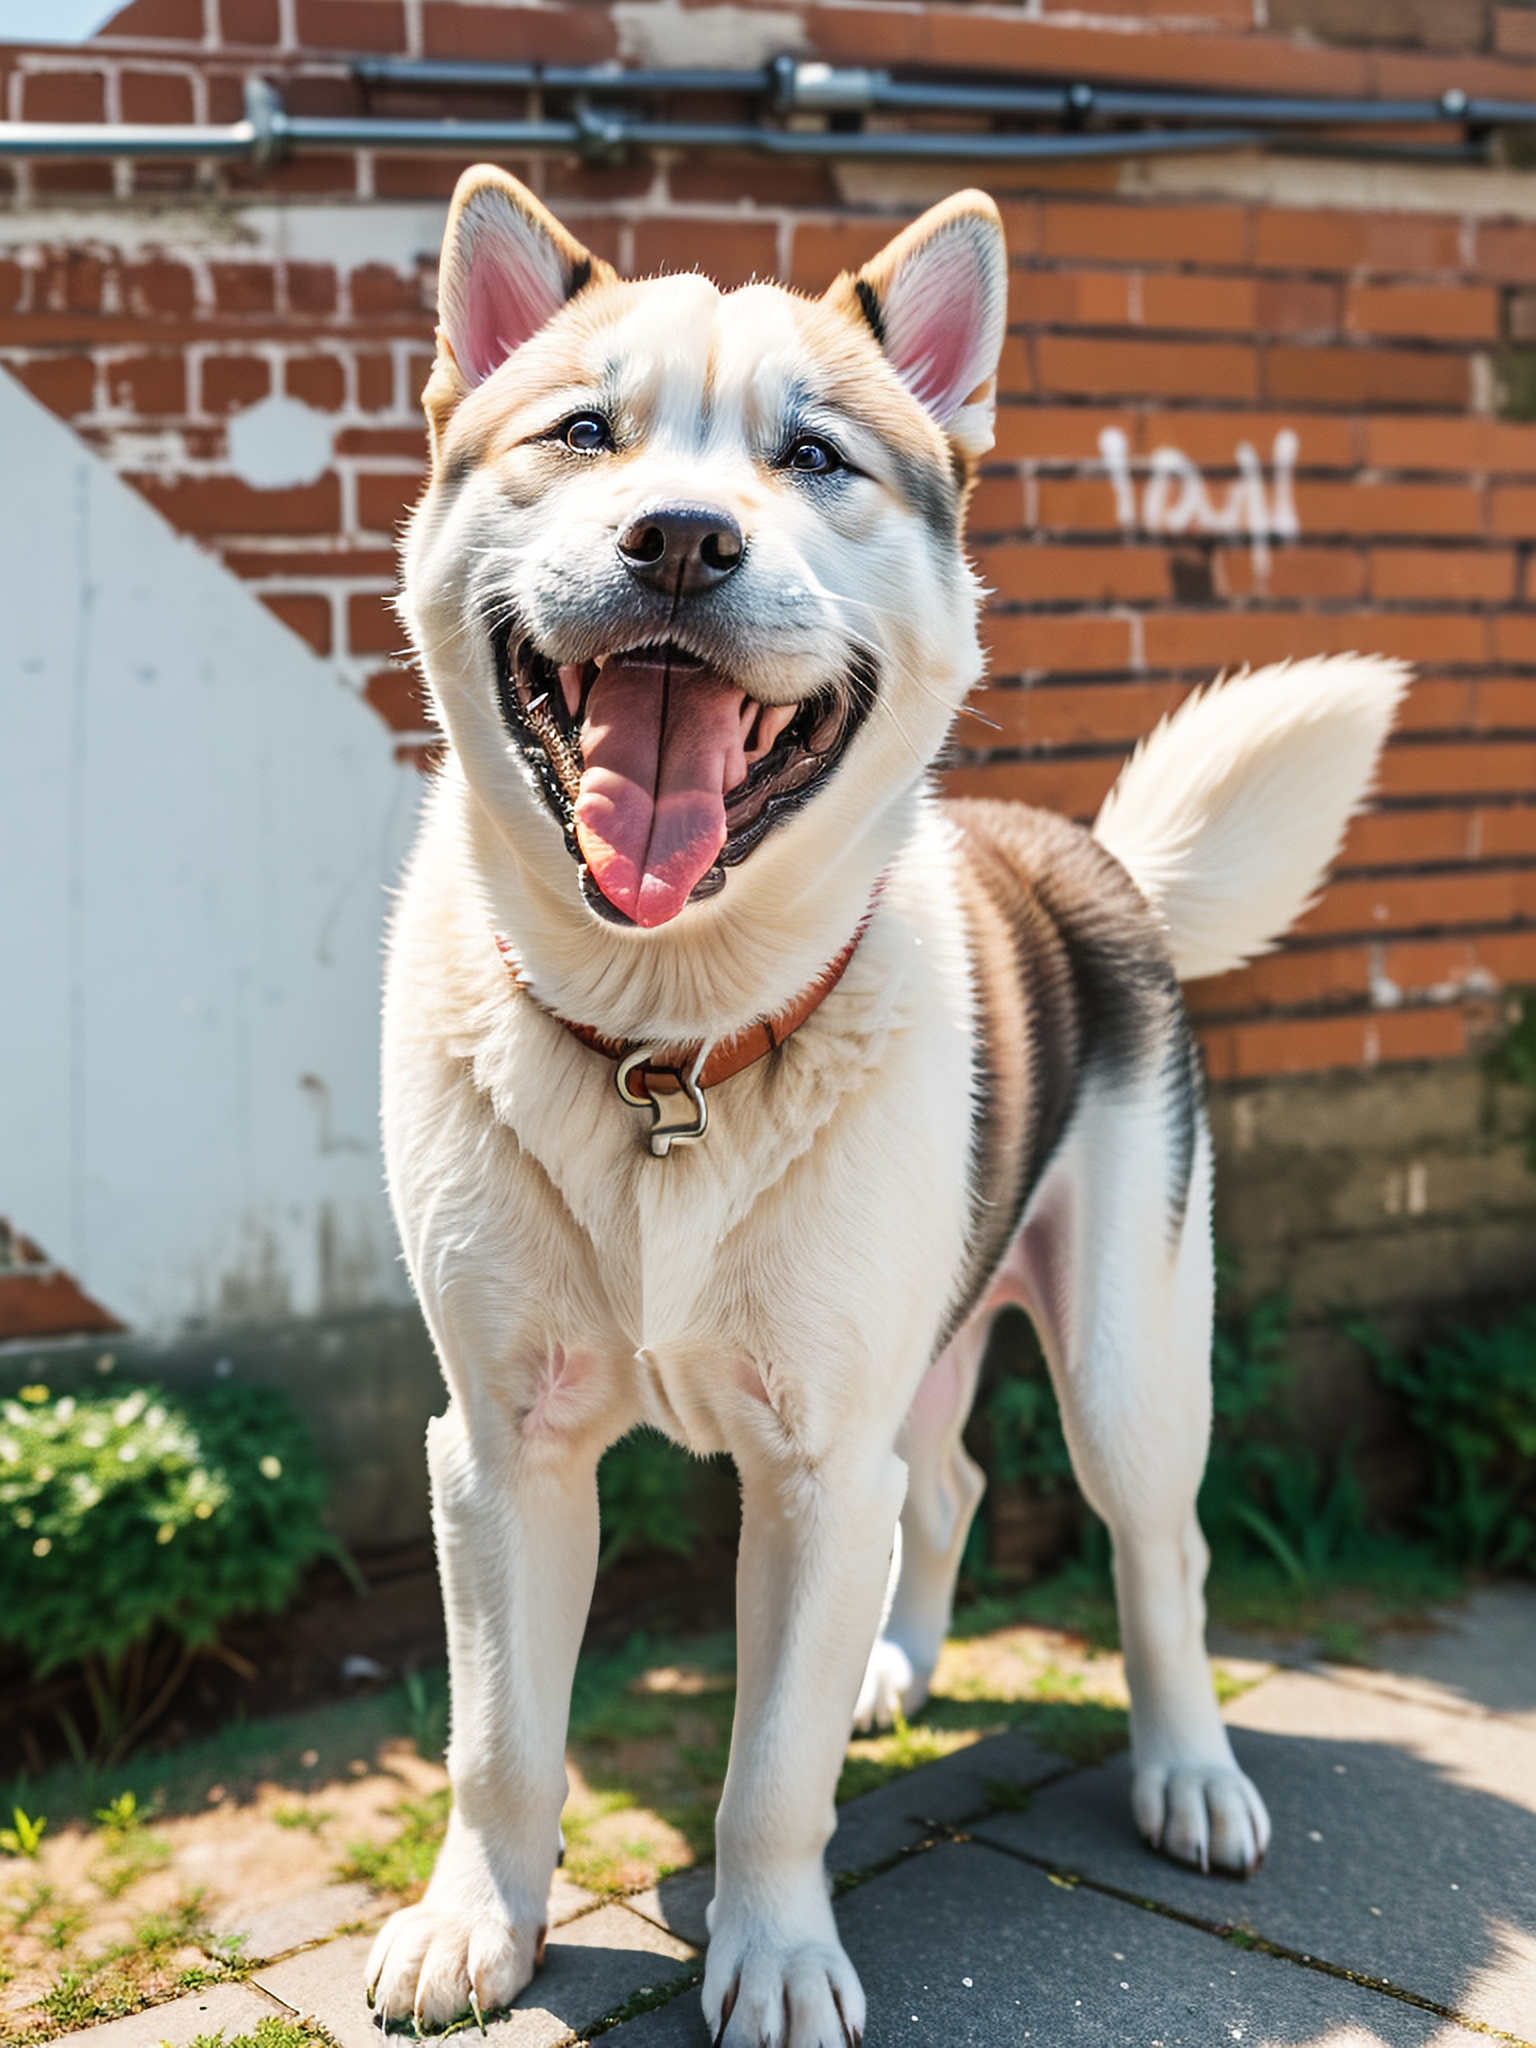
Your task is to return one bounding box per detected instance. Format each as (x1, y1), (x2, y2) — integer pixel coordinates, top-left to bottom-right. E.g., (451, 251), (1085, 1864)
(703, 1933), (865, 2048)
(1132, 1758), (1271, 1875)
(852, 1636), (921, 1732)
(366, 1901), (542, 2029)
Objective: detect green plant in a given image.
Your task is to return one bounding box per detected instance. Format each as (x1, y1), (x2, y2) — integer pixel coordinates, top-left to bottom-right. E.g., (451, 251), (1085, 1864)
(402, 1665), (448, 1763)
(975, 1310), (1074, 1496)
(28, 1892), (219, 2038)
(1487, 987), (1536, 1172)
(974, 1285), (1373, 1591)
(0, 1380), (336, 1761)
(337, 1788), (450, 1898)
(1349, 1305), (1536, 1570)
(1200, 1291), (1371, 1587)
(597, 1429), (707, 1573)
(0, 1807), (46, 1858)
(272, 1804), (333, 1834)
(90, 1791), (172, 1898)
(93, 1791), (141, 1837)
(188, 2021), (336, 2048)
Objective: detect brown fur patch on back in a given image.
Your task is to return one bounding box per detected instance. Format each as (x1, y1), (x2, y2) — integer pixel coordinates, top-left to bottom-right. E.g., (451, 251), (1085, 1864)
(944, 799), (1190, 1338)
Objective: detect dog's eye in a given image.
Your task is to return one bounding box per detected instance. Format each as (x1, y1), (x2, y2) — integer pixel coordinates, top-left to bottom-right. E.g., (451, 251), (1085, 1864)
(784, 437), (844, 476)
(560, 413), (613, 454)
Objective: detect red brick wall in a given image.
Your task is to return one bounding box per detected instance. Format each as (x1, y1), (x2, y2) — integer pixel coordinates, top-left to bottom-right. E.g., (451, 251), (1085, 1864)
(3, 0), (1536, 1081)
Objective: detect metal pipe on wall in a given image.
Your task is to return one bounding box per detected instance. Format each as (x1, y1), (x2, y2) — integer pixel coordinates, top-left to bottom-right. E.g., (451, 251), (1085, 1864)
(0, 64), (1520, 164)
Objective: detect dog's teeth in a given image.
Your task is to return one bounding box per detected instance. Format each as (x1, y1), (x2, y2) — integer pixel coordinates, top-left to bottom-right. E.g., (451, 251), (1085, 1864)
(528, 692), (549, 716)
(558, 664), (585, 719)
(745, 700), (798, 763)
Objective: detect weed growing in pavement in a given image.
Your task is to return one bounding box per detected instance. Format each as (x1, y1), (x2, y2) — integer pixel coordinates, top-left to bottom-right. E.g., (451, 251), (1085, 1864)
(18, 1890), (229, 2045)
(0, 1809), (46, 1859)
(89, 1790), (172, 1899)
(188, 2021), (338, 2048)
(337, 1789), (450, 1898)
(271, 1803), (334, 1834)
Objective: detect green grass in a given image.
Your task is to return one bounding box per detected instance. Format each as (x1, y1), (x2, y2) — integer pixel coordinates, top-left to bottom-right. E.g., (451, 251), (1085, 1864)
(0, 1671), (450, 1834)
(337, 1790), (450, 1898)
(16, 1892), (230, 2046)
(188, 2020), (338, 2048)
(953, 1542), (1465, 1656)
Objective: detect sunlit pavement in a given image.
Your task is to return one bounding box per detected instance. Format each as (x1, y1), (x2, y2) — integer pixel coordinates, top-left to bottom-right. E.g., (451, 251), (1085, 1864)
(56, 1585), (1536, 2048)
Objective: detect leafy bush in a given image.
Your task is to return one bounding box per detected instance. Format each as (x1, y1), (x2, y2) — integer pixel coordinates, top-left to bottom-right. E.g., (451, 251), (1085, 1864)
(974, 1286), (1373, 1589)
(977, 1311), (1074, 1497)
(1346, 1306), (1536, 1571)
(1200, 1292), (1370, 1586)
(0, 1379), (334, 1758)
(597, 1428), (709, 1573)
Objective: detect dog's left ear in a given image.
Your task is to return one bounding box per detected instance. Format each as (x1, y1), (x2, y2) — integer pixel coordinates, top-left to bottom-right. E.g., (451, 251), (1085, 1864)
(843, 191), (1008, 461)
(425, 165), (616, 455)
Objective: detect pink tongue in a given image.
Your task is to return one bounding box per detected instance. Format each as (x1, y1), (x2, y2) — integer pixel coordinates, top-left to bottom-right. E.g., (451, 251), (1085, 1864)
(575, 655), (747, 928)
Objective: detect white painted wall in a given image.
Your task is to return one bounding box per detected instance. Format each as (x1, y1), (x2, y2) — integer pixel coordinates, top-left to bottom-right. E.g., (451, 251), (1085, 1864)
(0, 373), (422, 1334)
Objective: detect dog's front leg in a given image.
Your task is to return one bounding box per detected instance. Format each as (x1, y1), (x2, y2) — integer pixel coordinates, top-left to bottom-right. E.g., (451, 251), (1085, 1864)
(705, 1439), (906, 2048)
(367, 1393), (600, 2028)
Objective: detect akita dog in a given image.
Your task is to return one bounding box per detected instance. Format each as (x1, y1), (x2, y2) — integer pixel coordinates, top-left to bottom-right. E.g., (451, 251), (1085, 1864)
(371, 165), (1406, 2045)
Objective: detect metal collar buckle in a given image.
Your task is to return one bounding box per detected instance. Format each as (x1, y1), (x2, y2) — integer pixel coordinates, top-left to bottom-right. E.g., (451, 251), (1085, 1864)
(615, 1043), (709, 1157)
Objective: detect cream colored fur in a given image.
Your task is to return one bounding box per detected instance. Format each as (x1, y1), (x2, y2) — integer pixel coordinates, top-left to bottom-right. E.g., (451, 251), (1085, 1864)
(1093, 653), (1410, 981)
(367, 167), (1405, 2047)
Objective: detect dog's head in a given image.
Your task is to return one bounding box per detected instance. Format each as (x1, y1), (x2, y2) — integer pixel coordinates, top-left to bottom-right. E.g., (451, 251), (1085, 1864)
(404, 170), (1007, 940)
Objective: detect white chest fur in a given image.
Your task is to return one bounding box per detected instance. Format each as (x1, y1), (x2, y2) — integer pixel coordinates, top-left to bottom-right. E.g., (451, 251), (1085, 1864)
(382, 795), (979, 1463)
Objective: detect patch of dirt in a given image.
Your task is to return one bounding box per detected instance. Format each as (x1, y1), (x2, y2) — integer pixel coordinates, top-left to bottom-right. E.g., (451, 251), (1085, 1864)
(1, 1527), (740, 1783)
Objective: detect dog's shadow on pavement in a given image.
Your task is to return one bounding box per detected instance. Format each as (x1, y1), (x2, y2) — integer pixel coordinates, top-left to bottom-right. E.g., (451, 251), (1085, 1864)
(543, 1705), (1536, 2044)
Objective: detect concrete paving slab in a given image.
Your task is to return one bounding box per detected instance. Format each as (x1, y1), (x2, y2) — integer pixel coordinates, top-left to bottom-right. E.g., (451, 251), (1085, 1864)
(211, 1879), (381, 1964)
(254, 1931), (397, 2048)
(253, 1908), (694, 2048)
(622, 1725), (1065, 1950)
(1368, 1584), (1536, 1729)
(624, 1865), (714, 1950)
(829, 1725), (1065, 1877)
(973, 1667), (1536, 2042)
(599, 1838), (1489, 2046)
(549, 1873), (603, 1928)
(55, 1980), (286, 2048)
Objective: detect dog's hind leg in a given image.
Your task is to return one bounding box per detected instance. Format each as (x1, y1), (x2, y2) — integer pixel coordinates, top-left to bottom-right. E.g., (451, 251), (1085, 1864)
(853, 1316), (989, 1730)
(1011, 1059), (1271, 1876)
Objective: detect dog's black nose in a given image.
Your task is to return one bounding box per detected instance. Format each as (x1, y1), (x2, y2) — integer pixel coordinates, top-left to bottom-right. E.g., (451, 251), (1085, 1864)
(617, 506), (744, 596)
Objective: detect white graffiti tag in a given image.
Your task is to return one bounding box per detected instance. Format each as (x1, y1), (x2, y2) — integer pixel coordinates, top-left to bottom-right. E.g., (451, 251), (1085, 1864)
(1098, 426), (1299, 577)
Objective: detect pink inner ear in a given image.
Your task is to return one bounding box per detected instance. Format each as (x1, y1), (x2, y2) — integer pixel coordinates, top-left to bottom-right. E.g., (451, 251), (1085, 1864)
(448, 202), (570, 387)
(881, 227), (997, 428)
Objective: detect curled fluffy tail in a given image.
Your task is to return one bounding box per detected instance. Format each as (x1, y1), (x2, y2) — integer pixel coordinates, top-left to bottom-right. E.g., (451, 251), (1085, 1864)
(1093, 654), (1409, 982)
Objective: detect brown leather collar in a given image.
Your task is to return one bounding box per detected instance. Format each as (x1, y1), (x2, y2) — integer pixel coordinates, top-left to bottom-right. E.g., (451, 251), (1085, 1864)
(493, 902), (875, 1154)
(494, 920), (868, 1101)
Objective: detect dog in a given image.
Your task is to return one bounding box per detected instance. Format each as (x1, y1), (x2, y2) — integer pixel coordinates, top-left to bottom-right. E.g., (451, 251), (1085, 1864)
(369, 165), (1407, 2046)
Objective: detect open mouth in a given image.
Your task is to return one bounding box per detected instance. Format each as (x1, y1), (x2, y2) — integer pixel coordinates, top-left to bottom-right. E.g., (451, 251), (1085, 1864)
(492, 626), (872, 928)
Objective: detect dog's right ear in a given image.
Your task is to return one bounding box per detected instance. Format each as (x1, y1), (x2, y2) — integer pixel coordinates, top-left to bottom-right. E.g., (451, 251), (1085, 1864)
(425, 166), (614, 454)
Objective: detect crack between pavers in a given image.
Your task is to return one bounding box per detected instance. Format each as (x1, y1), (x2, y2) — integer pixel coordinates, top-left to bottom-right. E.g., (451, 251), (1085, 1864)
(243, 1906), (395, 1972)
(950, 1823), (1536, 2048)
(576, 1769), (1090, 2041)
